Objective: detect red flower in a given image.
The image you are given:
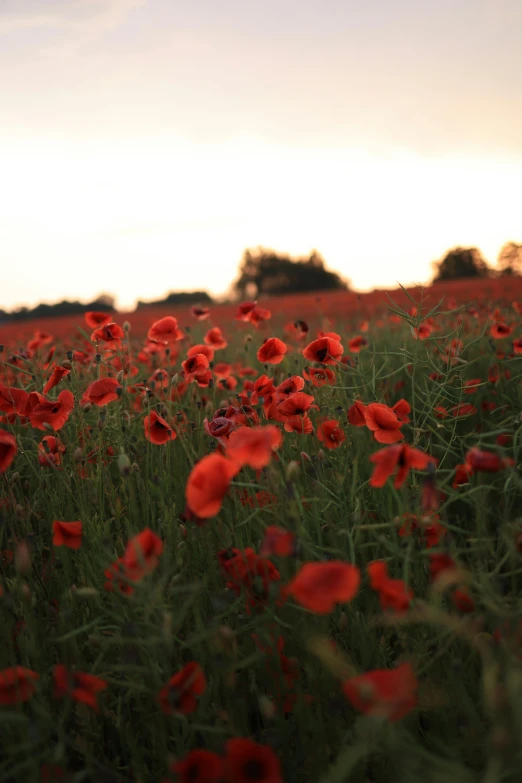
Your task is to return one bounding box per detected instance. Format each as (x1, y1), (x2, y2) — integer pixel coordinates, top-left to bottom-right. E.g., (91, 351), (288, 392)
(0, 385), (29, 417)
(513, 337), (522, 355)
(369, 444), (436, 488)
(490, 322), (512, 339)
(464, 378), (482, 394)
(53, 665), (107, 711)
(260, 526), (296, 557)
(147, 316), (184, 344)
(413, 322), (433, 340)
(302, 336), (343, 365)
(342, 663), (418, 722)
(148, 368), (170, 389)
(286, 561), (360, 614)
(182, 353), (210, 380)
(185, 453), (239, 518)
(465, 447), (511, 473)
(204, 327), (227, 349)
(187, 344), (215, 362)
(52, 521), (83, 550)
(43, 366), (70, 394)
(82, 377), (121, 406)
(91, 322), (125, 345)
(170, 749), (222, 783)
(317, 419), (346, 449)
(347, 400), (366, 426)
(123, 528), (163, 575)
(364, 403), (403, 444)
(29, 390), (74, 431)
(303, 367), (336, 387)
(158, 662), (206, 715)
(392, 398), (411, 423)
(191, 306), (211, 321)
(38, 435), (66, 468)
(226, 425), (282, 469)
(0, 429), (17, 474)
(0, 666), (39, 705)
(274, 392), (317, 420)
(144, 411), (176, 444)
(204, 416), (237, 445)
(452, 587), (475, 613)
(224, 737), (283, 783)
(257, 338), (287, 365)
(348, 335), (368, 353)
(367, 560), (413, 613)
(85, 310), (112, 329)
(429, 553), (457, 582)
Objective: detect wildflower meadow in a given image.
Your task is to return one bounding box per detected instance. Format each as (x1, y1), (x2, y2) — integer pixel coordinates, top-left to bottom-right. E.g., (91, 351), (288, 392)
(1, 281), (522, 783)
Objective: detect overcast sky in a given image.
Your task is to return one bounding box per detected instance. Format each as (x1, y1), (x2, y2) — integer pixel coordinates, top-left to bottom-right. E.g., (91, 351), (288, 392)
(1, 0), (521, 309)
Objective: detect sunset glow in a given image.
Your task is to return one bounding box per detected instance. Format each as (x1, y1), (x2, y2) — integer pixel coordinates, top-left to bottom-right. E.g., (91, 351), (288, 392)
(1, 0), (521, 310)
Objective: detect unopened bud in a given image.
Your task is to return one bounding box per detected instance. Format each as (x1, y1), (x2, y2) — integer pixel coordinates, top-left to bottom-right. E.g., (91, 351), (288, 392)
(285, 460), (300, 481)
(62, 359), (72, 369)
(170, 373), (180, 386)
(131, 462), (139, 472)
(83, 402), (92, 413)
(179, 524), (188, 539)
(300, 451), (312, 462)
(116, 370), (124, 384)
(118, 453), (131, 476)
(15, 541), (32, 575)
(123, 321), (131, 333)
(338, 611), (348, 631)
(73, 447), (84, 463)
(317, 449), (325, 461)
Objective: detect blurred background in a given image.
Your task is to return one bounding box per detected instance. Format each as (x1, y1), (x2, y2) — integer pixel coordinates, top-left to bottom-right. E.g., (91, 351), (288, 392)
(1, 0), (521, 315)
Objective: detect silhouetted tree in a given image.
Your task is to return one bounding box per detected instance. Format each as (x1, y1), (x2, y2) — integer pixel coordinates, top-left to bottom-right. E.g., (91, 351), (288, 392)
(136, 291), (213, 309)
(233, 248), (348, 299)
(432, 247), (491, 282)
(0, 294), (115, 324)
(497, 242), (522, 276)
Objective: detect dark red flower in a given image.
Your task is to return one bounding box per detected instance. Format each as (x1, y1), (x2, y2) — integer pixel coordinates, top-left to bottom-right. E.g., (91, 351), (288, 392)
(52, 521), (83, 550)
(224, 737), (283, 783)
(147, 316), (184, 344)
(170, 749), (222, 783)
(82, 377), (121, 406)
(0, 666), (39, 705)
(53, 665), (107, 711)
(29, 390), (74, 431)
(370, 444), (436, 488)
(158, 662), (206, 715)
(144, 411), (176, 444)
(286, 561), (360, 614)
(367, 560), (413, 613)
(0, 429), (17, 474)
(186, 453), (239, 518)
(342, 663), (418, 722)
(317, 419), (346, 449)
(257, 338), (287, 365)
(347, 400), (366, 426)
(302, 336), (343, 365)
(260, 526), (296, 557)
(43, 366), (70, 394)
(85, 311), (112, 329)
(364, 403), (404, 444)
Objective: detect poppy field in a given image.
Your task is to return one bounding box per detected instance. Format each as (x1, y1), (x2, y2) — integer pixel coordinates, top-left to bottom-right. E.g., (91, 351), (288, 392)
(1, 279), (522, 783)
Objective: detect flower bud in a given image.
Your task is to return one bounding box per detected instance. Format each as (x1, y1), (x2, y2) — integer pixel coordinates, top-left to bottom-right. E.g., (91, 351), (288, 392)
(285, 460), (300, 481)
(118, 453), (131, 477)
(15, 541), (32, 575)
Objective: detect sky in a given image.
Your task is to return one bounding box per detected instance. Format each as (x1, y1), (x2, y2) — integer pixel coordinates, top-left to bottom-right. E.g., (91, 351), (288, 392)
(1, 0), (521, 311)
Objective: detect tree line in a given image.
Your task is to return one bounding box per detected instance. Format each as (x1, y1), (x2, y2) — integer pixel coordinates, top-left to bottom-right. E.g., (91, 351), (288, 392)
(1, 242), (520, 323)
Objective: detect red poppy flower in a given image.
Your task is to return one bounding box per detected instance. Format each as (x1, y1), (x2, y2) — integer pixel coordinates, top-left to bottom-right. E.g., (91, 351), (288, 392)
(452, 404), (477, 418)
(204, 416), (237, 445)
(347, 400), (366, 426)
(82, 377), (121, 406)
(226, 425), (282, 469)
(367, 560), (413, 613)
(0, 385), (30, 416)
(27, 330), (53, 352)
(185, 453), (240, 518)
(144, 411), (176, 444)
(0, 666), (39, 705)
(465, 447), (511, 472)
(257, 338), (288, 365)
(38, 435), (66, 467)
(451, 587), (475, 613)
(464, 378), (482, 394)
(170, 749), (223, 783)
(85, 311), (112, 329)
(490, 322), (512, 339)
(317, 419), (346, 449)
(369, 444), (436, 488)
(392, 398), (411, 423)
(43, 365), (70, 394)
(191, 305), (211, 321)
(513, 338), (522, 355)
(29, 390), (74, 431)
(213, 361), (232, 379)
(430, 558), (459, 590)
(286, 561), (360, 614)
(91, 322), (125, 345)
(364, 403), (403, 444)
(342, 663), (418, 722)
(413, 322), (433, 340)
(303, 367), (336, 387)
(123, 528), (163, 576)
(260, 526), (296, 557)
(236, 301), (258, 320)
(302, 336), (343, 365)
(147, 316), (184, 344)
(187, 344), (215, 362)
(53, 665), (107, 711)
(204, 327), (227, 349)
(182, 353), (210, 380)
(0, 430), (17, 474)
(282, 414), (314, 434)
(224, 738), (283, 783)
(52, 521), (83, 549)
(274, 392), (317, 420)
(348, 335), (368, 353)
(158, 661), (206, 715)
